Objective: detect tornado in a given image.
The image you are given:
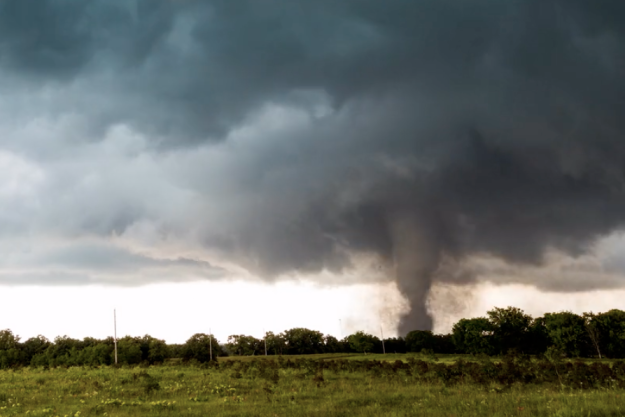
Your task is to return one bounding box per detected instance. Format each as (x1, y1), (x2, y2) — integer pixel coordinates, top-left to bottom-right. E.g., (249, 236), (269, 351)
(386, 210), (443, 334)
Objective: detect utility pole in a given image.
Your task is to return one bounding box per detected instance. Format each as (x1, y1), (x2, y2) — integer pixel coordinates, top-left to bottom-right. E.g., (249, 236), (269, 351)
(209, 328), (213, 362)
(264, 329), (267, 356)
(380, 325), (386, 355)
(114, 309), (118, 365)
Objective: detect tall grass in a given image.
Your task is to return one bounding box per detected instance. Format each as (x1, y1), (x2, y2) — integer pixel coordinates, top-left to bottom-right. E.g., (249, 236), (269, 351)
(0, 355), (624, 416)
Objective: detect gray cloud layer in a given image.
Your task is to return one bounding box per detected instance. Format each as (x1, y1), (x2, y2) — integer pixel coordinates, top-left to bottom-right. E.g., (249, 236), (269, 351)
(1, 0), (625, 333)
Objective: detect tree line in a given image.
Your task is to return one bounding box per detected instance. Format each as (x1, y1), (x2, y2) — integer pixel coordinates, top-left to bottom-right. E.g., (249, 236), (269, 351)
(1, 306), (624, 368)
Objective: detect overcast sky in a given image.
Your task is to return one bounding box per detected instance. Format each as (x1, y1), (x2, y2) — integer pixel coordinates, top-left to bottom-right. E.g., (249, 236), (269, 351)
(1, 0), (625, 340)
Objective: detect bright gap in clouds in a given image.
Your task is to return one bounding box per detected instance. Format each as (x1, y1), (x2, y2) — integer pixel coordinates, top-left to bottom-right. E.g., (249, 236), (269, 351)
(0, 281), (405, 344)
(428, 283), (625, 334)
(2, 281), (625, 344)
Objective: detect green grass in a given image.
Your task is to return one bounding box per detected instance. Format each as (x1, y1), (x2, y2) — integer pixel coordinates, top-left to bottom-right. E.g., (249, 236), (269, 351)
(222, 352), (619, 364)
(1, 358), (624, 416)
(221, 352), (467, 363)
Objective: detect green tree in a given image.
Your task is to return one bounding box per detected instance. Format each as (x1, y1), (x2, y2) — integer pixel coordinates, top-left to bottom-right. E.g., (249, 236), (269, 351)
(21, 335), (50, 364)
(263, 331), (285, 355)
(583, 312), (602, 359)
(0, 329), (23, 368)
(452, 317), (495, 355)
(84, 343), (114, 365)
(282, 328), (324, 355)
(226, 335), (261, 356)
(0, 329), (20, 350)
(543, 312), (588, 357)
(183, 333), (223, 362)
(586, 310), (625, 358)
(524, 316), (549, 355)
(405, 330), (435, 352)
(487, 307), (532, 354)
(383, 337), (407, 354)
(117, 336), (142, 365)
(432, 334), (455, 354)
(45, 336), (82, 366)
(323, 335), (342, 353)
(168, 343), (185, 359)
(347, 331), (379, 354)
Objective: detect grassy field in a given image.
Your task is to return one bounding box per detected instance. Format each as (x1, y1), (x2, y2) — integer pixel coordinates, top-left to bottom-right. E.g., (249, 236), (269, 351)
(220, 352), (620, 364)
(219, 352), (466, 364)
(1, 355), (624, 416)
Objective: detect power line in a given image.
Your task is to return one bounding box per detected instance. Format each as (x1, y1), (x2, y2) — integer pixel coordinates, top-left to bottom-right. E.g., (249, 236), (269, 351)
(113, 309), (118, 365)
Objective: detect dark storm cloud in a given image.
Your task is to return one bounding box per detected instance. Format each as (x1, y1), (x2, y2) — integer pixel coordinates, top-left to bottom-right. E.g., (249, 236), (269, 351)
(2, 0), (625, 333)
(35, 243), (222, 275)
(6, 0), (617, 143)
(0, 1), (176, 76)
(0, 242), (225, 286)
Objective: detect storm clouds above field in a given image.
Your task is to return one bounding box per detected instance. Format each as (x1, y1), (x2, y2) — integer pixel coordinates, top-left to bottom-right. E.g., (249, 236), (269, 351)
(1, 0), (625, 332)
